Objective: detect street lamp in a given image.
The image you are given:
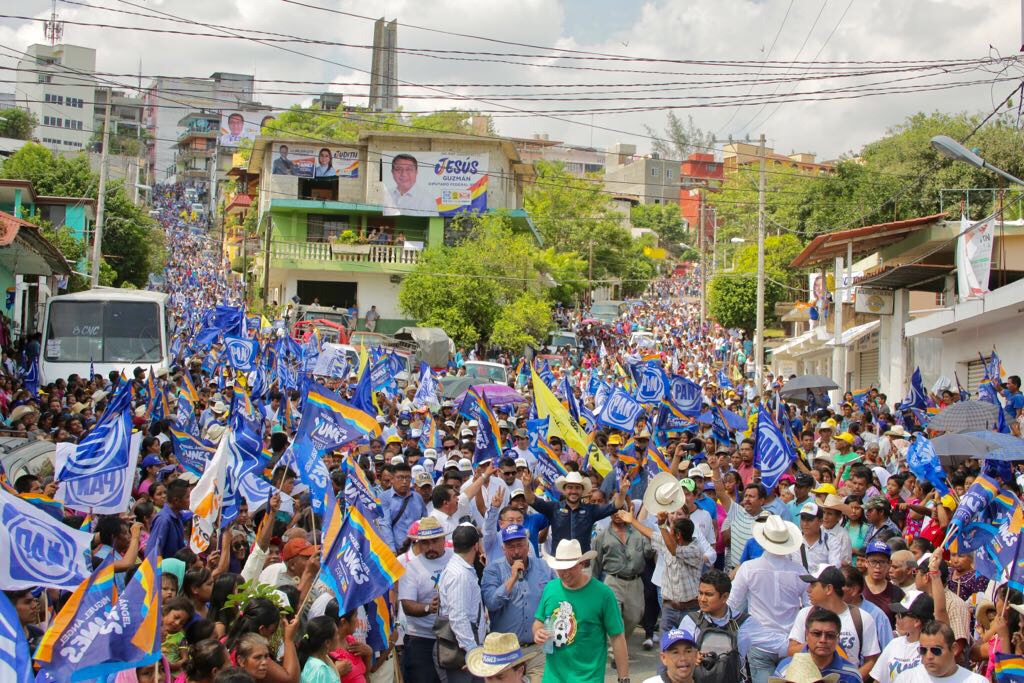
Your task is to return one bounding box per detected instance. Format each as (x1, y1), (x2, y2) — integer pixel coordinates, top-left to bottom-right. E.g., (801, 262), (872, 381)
(728, 237), (746, 270)
(930, 135), (1024, 187)
(730, 237), (746, 243)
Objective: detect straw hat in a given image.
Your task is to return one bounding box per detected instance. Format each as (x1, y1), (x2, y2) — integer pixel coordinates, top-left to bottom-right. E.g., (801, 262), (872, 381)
(555, 471), (592, 495)
(820, 493), (849, 515)
(211, 401), (228, 415)
(642, 472), (685, 514)
(769, 653), (840, 683)
(9, 405), (36, 423)
(205, 423), (227, 443)
(752, 515), (803, 556)
(466, 632), (538, 678)
(408, 516), (449, 541)
(975, 600), (997, 631)
(543, 539), (597, 571)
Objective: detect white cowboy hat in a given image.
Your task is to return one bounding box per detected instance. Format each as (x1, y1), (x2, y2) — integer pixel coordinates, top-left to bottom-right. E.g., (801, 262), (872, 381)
(752, 514), (803, 556)
(555, 471), (592, 495)
(768, 653), (840, 683)
(205, 423), (227, 444)
(543, 539), (597, 571)
(884, 425), (908, 438)
(211, 401), (229, 414)
(642, 472), (685, 514)
(466, 632), (538, 678)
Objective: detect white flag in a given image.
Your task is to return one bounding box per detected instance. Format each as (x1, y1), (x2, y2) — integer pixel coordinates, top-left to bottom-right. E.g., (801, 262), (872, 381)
(956, 214), (994, 301)
(189, 432), (230, 553)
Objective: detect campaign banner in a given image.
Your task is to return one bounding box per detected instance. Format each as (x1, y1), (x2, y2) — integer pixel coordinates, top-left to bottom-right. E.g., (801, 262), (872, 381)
(956, 214), (994, 301)
(219, 110), (286, 147)
(270, 143), (360, 178)
(380, 151), (488, 217)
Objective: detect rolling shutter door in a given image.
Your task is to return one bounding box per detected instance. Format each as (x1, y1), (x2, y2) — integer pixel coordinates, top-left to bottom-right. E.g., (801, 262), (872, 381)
(856, 348), (879, 390)
(966, 358), (988, 394)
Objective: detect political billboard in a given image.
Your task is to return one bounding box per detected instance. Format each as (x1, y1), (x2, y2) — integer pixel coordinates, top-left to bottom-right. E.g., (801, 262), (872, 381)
(380, 151), (488, 217)
(270, 144), (360, 178)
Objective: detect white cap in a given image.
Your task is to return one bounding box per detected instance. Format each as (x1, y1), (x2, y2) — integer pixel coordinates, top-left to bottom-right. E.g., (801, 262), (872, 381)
(468, 419), (478, 428)
(411, 428), (422, 438)
(514, 457), (529, 469)
(391, 455), (405, 465)
(458, 458), (473, 472)
(460, 428), (473, 437)
(799, 501), (822, 517)
(411, 464), (425, 476)
(423, 448), (438, 458)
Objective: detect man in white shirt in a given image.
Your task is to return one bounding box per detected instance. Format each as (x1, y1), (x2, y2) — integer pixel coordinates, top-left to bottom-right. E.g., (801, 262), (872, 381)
(383, 154), (437, 216)
(894, 621), (988, 683)
(398, 517), (452, 683)
(789, 564), (880, 680)
(795, 502), (844, 569)
(871, 591), (934, 683)
(437, 525), (487, 682)
(728, 515), (808, 683)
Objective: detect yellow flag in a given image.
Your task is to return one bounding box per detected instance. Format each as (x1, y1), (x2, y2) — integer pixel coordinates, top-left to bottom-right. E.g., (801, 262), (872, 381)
(356, 342), (369, 380)
(531, 369), (611, 476)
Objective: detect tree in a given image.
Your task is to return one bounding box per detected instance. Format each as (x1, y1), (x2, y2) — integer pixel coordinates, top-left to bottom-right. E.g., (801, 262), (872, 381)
(732, 234), (806, 289)
(644, 112), (714, 161)
(630, 203), (688, 249)
(0, 143), (159, 287)
(265, 107), (485, 143)
(89, 125), (152, 157)
(708, 274), (782, 333)
(490, 291), (553, 351)
(0, 109), (37, 140)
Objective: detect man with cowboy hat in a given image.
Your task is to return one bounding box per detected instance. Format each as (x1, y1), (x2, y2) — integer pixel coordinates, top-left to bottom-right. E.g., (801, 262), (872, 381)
(522, 470), (627, 553)
(593, 501), (654, 643)
(398, 517), (452, 683)
(728, 514), (809, 683)
(466, 632), (539, 683)
(533, 539), (630, 683)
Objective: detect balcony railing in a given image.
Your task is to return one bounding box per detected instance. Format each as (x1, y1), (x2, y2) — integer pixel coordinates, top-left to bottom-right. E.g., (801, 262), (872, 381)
(269, 241), (423, 266)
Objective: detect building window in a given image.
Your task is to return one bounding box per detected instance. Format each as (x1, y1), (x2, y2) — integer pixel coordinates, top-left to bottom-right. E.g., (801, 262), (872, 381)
(650, 167), (660, 177)
(665, 168), (673, 179)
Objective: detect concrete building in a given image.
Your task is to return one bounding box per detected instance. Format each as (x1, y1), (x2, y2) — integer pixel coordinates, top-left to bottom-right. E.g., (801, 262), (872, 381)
(369, 19), (398, 113)
(603, 143), (678, 205)
(174, 112), (220, 181)
(679, 153), (724, 243)
(144, 73), (256, 181)
(15, 43), (96, 151)
(722, 141), (833, 175)
(773, 213), (1024, 403)
(93, 88), (144, 141)
(248, 131), (538, 332)
(511, 134), (605, 177)
(0, 93), (18, 110)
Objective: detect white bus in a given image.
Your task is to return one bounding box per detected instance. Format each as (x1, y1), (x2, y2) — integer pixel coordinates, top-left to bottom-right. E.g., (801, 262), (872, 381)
(41, 288), (172, 383)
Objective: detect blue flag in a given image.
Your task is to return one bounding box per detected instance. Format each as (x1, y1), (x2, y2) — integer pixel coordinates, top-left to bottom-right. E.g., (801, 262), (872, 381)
(905, 434), (950, 496)
(296, 383), (382, 453)
(413, 362), (439, 410)
(716, 368), (733, 389)
(312, 345), (351, 379)
(753, 409), (796, 490)
(665, 375), (703, 417)
(285, 434), (337, 519)
(224, 335), (260, 372)
(904, 367), (930, 410)
(321, 503), (404, 613)
(351, 361), (376, 416)
(0, 592), (32, 683)
(22, 357), (38, 396)
(170, 427), (213, 477)
(633, 362), (668, 403)
(595, 387), (645, 433)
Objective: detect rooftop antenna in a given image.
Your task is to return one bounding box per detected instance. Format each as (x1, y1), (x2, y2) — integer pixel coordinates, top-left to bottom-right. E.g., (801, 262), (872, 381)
(43, 0), (64, 46)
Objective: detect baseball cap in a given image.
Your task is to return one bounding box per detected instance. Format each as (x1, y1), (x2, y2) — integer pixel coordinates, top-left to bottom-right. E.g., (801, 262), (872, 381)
(679, 478), (695, 492)
(415, 472), (434, 487)
(468, 420), (479, 428)
(500, 524), (528, 543)
(703, 480), (716, 492)
(514, 457), (529, 469)
(458, 458), (473, 472)
(799, 502), (822, 518)
(811, 482), (836, 495)
(795, 473), (815, 488)
(281, 538), (318, 561)
(890, 590), (935, 621)
(391, 455), (405, 465)
(423, 448), (438, 459)
(660, 627), (699, 652)
(460, 428), (473, 438)
(865, 540), (891, 557)
(140, 455), (163, 469)
(864, 495), (891, 513)
(799, 564), (845, 591)
(835, 432), (855, 444)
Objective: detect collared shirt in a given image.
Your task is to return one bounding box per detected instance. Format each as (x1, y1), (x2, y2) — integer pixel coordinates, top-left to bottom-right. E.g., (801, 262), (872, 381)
(530, 498), (618, 553)
(148, 504), (185, 558)
(723, 503), (760, 570)
(481, 556), (554, 644)
(382, 488), (426, 549)
(943, 589), (971, 643)
(823, 522), (854, 565)
(863, 518), (901, 547)
(437, 554), (487, 652)
(593, 524), (651, 580)
(798, 529), (845, 569)
(650, 532), (702, 603)
(728, 552), (810, 655)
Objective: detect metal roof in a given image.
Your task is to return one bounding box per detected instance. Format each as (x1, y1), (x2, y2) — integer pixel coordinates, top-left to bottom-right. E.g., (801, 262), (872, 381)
(789, 213), (947, 269)
(855, 264), (954, 292)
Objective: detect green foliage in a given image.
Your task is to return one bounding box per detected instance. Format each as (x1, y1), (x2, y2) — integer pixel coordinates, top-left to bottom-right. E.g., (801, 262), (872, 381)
(490, 291), (553, 351)
(89, 126), (152, 157)
(0, 109), (37, 140)
(644, 112), (714, 161)
(266, 107), (483, 143)
(398, 214), (551, 347)
(708, 274), (782, 333)
(732, 234), (806, 288)
(630, 203), (688, 249)
(534, 247), (587, 306)
(0, 143), (158, 287)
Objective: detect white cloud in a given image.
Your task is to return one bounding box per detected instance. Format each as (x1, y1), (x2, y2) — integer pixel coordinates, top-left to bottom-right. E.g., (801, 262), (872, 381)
(1, 0), (1020, 160)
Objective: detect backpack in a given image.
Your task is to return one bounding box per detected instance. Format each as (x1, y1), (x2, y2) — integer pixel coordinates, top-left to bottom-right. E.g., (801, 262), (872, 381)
(693, 611), (750, 683)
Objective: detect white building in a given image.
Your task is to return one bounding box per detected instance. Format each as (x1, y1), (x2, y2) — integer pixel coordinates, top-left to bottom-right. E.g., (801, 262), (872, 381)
(15, 43), (96, 151)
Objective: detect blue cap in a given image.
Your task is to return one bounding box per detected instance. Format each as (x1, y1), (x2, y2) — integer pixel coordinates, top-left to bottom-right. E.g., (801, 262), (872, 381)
(865, 540), (891, 557)
(500, 524), (528, 543)
(140, 455), (163, 469)
(660, 628), (698, 652)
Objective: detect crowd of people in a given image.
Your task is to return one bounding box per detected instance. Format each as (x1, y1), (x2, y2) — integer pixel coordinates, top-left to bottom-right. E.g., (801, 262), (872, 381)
(1, 181), (1022, 683)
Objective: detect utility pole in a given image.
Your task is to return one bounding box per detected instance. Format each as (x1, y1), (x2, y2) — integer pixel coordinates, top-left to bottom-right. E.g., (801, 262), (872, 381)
(587, 241), (594, 307)
(698, 202), (706, 327)
(754, 133), (766, 389)
(91, 89), (112, 288)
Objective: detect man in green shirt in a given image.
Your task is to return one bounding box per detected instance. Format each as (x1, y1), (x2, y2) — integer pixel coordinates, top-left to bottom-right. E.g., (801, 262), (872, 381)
(533, 539), (630, 683)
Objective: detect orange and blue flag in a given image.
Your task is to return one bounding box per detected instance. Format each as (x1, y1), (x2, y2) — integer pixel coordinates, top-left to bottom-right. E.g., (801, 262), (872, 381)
(297, 383), (381, 453)
(321, 504), (404, 613)
(644, 436), (672, 478)
(996, 652), (1024, 683)
(365, 592), (395, 662)
(465, 389), (503, 465)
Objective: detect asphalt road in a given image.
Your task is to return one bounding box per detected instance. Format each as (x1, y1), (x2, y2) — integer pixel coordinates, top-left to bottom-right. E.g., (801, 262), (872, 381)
(604, 627), (661, 682)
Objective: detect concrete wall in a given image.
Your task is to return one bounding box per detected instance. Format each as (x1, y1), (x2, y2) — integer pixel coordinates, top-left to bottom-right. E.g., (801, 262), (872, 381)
(17, 44), (96, 152)
(274, 269), (413, 332)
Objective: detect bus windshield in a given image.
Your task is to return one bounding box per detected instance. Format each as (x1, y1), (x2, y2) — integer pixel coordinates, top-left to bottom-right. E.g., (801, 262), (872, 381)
(44, 300), (163, 363)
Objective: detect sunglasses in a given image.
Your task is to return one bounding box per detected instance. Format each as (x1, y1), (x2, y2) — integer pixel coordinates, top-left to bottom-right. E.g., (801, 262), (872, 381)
(808, 630), (838, 641)
(232, 543), (248, 550)
(918, 646), (945, 657)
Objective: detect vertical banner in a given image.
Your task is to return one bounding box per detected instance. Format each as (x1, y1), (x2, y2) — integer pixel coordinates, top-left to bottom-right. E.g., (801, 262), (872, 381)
(956, 214), (994, 300)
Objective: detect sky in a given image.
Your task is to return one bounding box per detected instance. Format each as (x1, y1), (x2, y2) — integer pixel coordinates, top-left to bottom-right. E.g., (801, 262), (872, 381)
(1, 0), (1022, 161)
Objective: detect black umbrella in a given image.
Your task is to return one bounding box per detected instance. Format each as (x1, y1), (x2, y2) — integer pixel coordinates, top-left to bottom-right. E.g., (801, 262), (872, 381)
(931, 433), (995, 469)
(928, 401), (999, 434)
(779, 374), (839, 398)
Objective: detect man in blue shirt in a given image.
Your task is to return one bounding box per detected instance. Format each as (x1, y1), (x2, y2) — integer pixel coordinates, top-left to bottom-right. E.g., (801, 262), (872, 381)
(523, 470), (626, 553)
(381, 462), (426, 551)
(999, 374), (1024, 420)
(148, 479), (188, 559)
(481, 525), (554, 648)
(775, 606), (863, 683)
